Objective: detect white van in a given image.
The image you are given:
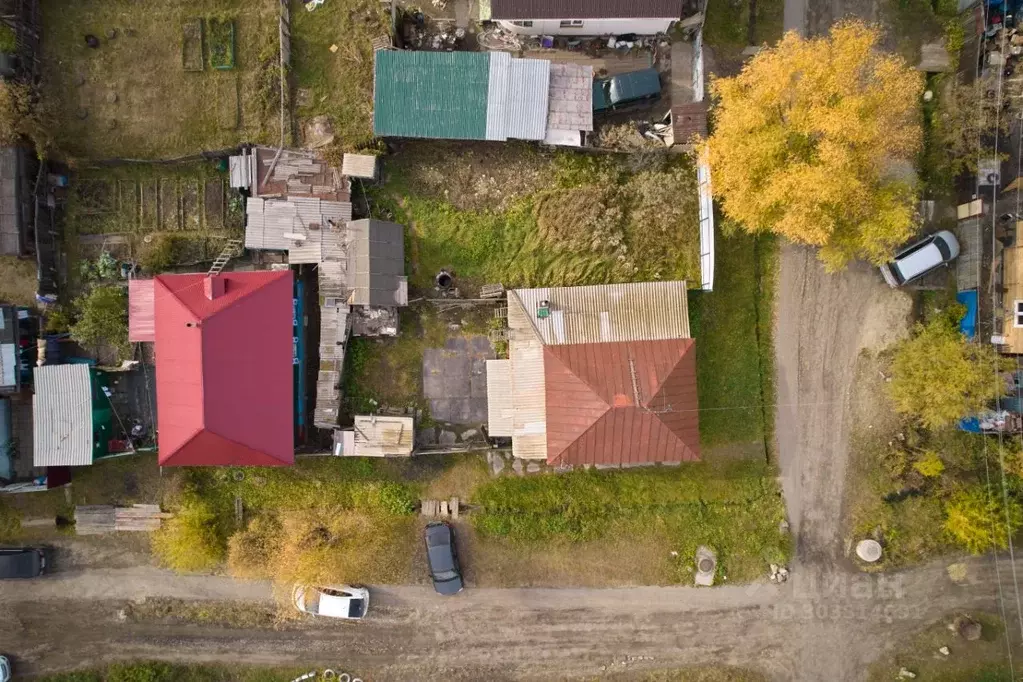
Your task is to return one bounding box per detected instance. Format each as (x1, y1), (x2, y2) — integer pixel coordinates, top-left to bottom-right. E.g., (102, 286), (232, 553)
(880, 230), (959, 287)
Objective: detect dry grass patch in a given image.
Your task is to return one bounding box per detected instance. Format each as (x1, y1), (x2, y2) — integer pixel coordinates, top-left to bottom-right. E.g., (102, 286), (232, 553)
(124, 598), (280, 629)
(39, 0), (281, 159)
(0, 255), (40, 307)
(422, 455), (491, 500)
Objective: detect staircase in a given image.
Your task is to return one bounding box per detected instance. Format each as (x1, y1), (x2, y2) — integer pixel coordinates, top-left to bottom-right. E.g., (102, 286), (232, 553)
(208, 239), (243, 277)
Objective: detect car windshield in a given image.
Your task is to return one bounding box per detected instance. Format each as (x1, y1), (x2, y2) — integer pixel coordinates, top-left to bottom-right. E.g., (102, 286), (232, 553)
(433, 569), (459, 582)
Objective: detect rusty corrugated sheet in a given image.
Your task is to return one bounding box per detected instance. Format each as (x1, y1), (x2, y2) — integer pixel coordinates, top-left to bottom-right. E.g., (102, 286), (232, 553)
(672, 101), (708, 144)
(509, 281), (690, 345)
(128, 278), (156, 342)
(543, 339), (699, 466)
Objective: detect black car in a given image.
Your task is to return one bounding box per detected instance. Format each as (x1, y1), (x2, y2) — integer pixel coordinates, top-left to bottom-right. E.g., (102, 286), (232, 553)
(423, 522), (463, 595)
(0, 547), (46, 579)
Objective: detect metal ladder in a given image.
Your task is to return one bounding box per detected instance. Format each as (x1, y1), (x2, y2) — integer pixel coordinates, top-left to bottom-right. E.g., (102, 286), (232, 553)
(208, 239), (243, 277)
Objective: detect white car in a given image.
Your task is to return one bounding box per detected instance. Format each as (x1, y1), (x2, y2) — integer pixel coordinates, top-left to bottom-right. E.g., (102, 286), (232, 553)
(1, 654), (11, 682)
(292, 585), (369, 620)
(880, 230), (959, 287)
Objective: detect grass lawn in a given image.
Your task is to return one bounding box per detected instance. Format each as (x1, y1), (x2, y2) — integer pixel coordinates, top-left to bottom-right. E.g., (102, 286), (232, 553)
(39, 0), (281, 160)
(290, 0), (390, 150)
(702, 0), (785, 64)
(688, 231), (777, 450)
(469, 458), (789, 585)
(373, 143), (703, 292)
(867, 613), (1017, 681)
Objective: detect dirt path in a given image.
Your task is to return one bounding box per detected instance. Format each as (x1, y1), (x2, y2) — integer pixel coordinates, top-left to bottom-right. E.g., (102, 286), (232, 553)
(774, 243), (915, 677)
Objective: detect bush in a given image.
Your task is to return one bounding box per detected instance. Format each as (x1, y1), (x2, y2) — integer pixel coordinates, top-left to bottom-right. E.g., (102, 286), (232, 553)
(227, 513), (283, 579)
(912, 450), (945, 478)
(944, 487), (1023, 554)
(70, 285), (130, 360)
(151, 497), (226, 572)
(888, 315), (1011, 428)
(227, 507), (411, 586)
(107, 662), (175, 682)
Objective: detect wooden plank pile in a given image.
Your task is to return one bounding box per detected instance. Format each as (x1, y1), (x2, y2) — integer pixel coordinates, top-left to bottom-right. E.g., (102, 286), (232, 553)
(420, 497), (461, 520)
(75, 504), (172, 535)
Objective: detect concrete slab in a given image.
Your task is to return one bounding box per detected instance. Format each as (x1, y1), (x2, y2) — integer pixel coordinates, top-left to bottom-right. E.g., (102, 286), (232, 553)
(422, 335), (495, 425)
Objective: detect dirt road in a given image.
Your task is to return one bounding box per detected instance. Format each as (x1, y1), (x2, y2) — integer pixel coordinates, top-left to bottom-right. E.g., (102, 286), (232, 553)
(0, 555), (1009, 681)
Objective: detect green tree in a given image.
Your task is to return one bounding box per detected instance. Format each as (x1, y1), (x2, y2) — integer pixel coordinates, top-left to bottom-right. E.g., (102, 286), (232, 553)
(704, 21), (923, 270)
(945, 487), (1023, 554)
(888, 315), (1010, 428)
(70, 285), (130, 360)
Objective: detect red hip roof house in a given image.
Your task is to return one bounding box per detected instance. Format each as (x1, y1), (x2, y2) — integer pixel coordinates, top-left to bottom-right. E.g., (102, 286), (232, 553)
(130, 271), (295, 467)
(486, 281), (699, 467)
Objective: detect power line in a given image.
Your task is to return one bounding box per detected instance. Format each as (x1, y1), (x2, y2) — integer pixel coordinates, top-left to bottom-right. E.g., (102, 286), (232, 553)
(981, 19), (1017, 670)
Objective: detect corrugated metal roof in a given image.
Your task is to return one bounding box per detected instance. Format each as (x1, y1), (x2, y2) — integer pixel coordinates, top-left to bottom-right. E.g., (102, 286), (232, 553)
(486, 53), (551, 141)
(128, 279), (156, 342)
(33, 364), (94, 467)
(245, 197), (296, 250)
(501, 57), (551, 141)
(485, 51), (511, 141)
(352, 415), (414, 456)
(229, 149), (252, 190)
(547, 63), (593, 133)
(0, 344), (15, 389)
(509, 281), (690, 345)
(346, 219), (407, 306)
(486, 359), (514, 437)
(286, 198), (352, 264)
(509, 338), (548, 460)
(341, 153), (378, 179)
(544, 339), (700, 466)
(490, 0), (685, 18)
(374, 50), (491, 140)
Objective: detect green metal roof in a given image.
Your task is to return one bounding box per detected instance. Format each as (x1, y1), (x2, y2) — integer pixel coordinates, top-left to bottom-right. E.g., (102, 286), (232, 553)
(374, 51), (491, 140)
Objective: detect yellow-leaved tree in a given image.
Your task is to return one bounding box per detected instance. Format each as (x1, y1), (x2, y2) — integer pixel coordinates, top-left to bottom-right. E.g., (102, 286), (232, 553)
(705, 21), (924, 270)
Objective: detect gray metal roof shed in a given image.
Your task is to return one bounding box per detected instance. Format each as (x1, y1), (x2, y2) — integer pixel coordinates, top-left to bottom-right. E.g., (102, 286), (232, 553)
(346, 219), (408, 307)
(33, 364), (94, 467)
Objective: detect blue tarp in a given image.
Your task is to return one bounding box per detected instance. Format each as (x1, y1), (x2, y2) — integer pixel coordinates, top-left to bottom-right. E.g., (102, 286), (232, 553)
(957, 289), (978, 339)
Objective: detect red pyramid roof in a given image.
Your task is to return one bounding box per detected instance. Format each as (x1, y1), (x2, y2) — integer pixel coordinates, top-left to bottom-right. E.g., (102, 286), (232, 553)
(543, 339), (700, 466)
(154, 270), (294, 467)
